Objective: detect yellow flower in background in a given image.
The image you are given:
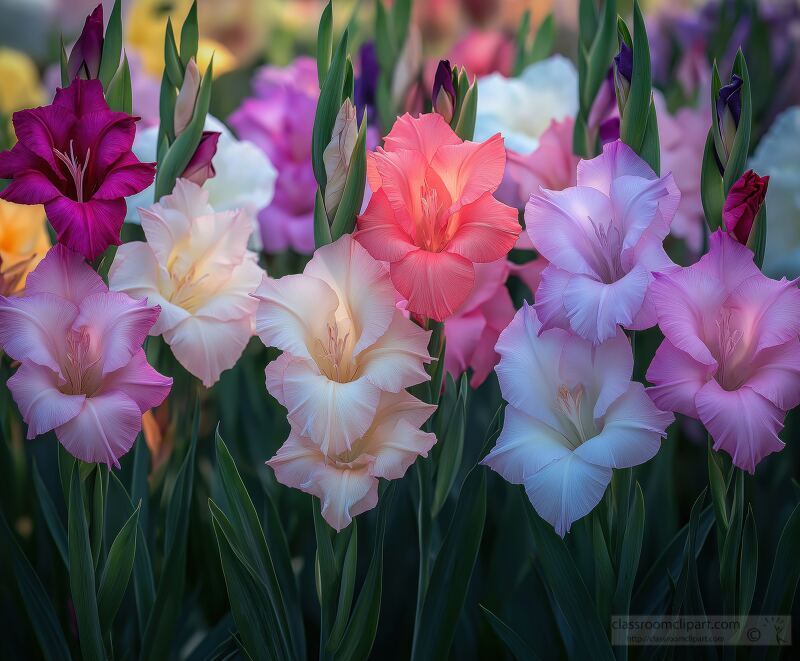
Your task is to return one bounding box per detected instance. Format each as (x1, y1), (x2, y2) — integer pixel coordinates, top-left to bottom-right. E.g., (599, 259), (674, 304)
(0, 48), (45, 116)
(126, 0), (237, 78)
(0, 200), (50, 293)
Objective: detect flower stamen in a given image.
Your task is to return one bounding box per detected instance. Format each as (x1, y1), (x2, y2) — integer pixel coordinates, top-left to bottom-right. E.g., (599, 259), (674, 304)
(53, 140), (90, 203)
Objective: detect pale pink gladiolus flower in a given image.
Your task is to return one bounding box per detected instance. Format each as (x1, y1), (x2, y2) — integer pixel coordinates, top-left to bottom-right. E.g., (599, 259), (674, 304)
(0, 245), (171, 466)
(269, 390), (436, 531)
(483, 303), (673, 536)
(527, 140), (681, 345)
(109, 179), (265, 387)
(647, 231), (800, 473)
(356, 113), (520, 322)
(253, 234), (433, 457)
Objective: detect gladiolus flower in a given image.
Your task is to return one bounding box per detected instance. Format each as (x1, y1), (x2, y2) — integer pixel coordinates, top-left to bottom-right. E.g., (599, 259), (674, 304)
(67, 4), (103, 81)
(527, 140), (680, 345)
(723, 169), (769, 245)
(432, 59), (456, 123)
(356, 113), (520, 321)
(268, 390), (436, 531)
(483, 303), (673, 536)
(647, 231), (800, 473)
(109, 179), (265, 387)
(253, 234), (432, 456)
(0, 200), (50, 293)
(181, 131), (220, 186)
(0, 79), (155, 260)
(0, 244), (171, 466)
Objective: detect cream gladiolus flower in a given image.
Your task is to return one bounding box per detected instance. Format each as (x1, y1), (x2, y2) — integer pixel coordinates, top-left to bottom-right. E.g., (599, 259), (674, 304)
(109, 179), (265, 387)
(269, 390), (436, 531)
(253, 234), (433, 457)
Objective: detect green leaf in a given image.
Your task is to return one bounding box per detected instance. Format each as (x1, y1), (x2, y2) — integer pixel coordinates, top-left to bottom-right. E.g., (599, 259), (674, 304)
(701, 130), (725, 231)
(163, 19), (183, 89)
(612, 482), (645, 623)
(412, 467), (487, 661)
(707, 440), (729, 542)
(97, 504), (140, 632)
(760, 501), (800, 615)
(722, 51), (752, 194)
(139, 398), (199, 661)
(331, 483), (396, 661)
(60, 36), (69, 87)
(620, 1), (653, 155)
(98, 0), (122, 89)
(58, 442), (75, 506)
(179, 0), (199, 67)
(90, 465), (107, 569)
(512, 10), (532, 77)
(317, 1), (333, 87)
(453, 80), (477, 141)
(720, 468), (744, 614)
(374, 1), (397, 75)
(32, 459), (68, 567)
(638, 99), (660, 174)
(314, 188), (333, 248)
(67, 466), (105, 660)
(432, 373), (467, 516)
(313, 496), (338, 641)
(0, 510), (72, 661)
(529, 14), (556, 64)
(312, 30), (349, 188)
(582, 0), (617, 115)
(592, 513), (615, 628)
(391, 0), (412, 47)
(330, 113), (367, 240)
(747, 203), (767, 269)
(210, 502), (284, 661)
(524, 503), (615, 660)
(480, 605), (541, 661)
(738, 505), (758, 618)
(106, 54), (132, 115)
(214, 429), (294, 658)
(327, 519), (358, 652)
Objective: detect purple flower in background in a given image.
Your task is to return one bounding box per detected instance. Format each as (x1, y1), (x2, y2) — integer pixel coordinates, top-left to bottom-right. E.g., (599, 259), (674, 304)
(355, 42), (379, 119)
(229, 57), (319, 254)
(67, 3), (103, 81)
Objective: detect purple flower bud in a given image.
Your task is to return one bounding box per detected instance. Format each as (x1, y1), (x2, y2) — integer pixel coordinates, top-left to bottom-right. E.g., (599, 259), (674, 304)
(614, 41), (633, 83)
(723, 169), (768, 245)
(716, 74), (743, 127)
(181, 131), (220, 186)
(67, 4), (104, 81)
(432, 59), (456, 123)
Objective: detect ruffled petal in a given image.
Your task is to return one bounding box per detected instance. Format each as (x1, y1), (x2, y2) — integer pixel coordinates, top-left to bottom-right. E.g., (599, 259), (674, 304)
(533, 265), (571, 332)
(55, 391), (143, 468)
(390, 249), (475, 322)
(265, 351), (293, 407)
(576, 140), (656, 194)
(25, 243), (106, 303)
(355, 188), (417, 262)
(100, 349), (172, 412)
(192, 258), (264, 322)
(431, 133), (507, 208)
(45, 196), (125, 261)
(446, 191), (520, 263)
(646, 340), (714, 417)
(7, 362), (84, 439)
(382, 112), (461, 159)
(696, 380), (786, 473)
(576, 383), (672, 468)
(744, 340), (800, 412)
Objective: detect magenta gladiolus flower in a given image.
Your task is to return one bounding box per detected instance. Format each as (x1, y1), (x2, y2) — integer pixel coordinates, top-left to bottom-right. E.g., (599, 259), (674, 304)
(0, 245), (171, 467)
(67, 3), (103, 81)
(647, 231), (800, 472)
(723, 169), (769, 245)
(526, 140), (680, 345)
(0, 79), (156, 261)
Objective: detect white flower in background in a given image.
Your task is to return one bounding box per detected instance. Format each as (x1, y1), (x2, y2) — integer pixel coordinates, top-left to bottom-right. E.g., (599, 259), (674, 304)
(125, 116), (277, 249)
(749, 107), (800, 278)
(473, 55), (579, 155)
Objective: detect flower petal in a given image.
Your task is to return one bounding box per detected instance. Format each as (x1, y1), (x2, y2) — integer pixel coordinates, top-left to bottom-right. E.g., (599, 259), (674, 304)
(25, 243), (106, 303)
(432, 133), (507, 209)
(390, 249), (475, 322)
(744, 340), (800, 412)
(355, 188), (417, 262)
(7, 362), (84, 439)
(646, 340), (714, 417)
(45, 196), (125, 261)
(101, 349), (172, 412)
(382, 112), (460, 159)
(533, 265), (571, 332)
(446, 191), (520, 263)
(577, 140), (656, 194)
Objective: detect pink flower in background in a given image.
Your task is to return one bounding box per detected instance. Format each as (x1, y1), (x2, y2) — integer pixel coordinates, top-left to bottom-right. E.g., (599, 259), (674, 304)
(647, 231), (800, 473)
(527, 140), (680, 344)
(356, 113), (520, 322)
(447, 29), (514, 78)
(496, 117), (579, 215)
(483, 303), (672, 536)
(0, 245), (171, 466)
(254, 234), (432, 456)
(269, 390), (436, 531)
(229, 57), (319, 254)
(723, 169), (769, 245)
(655, 92), (709, 252)
(444, 259), (515, 388)
(109, 180), (265, 387)
(0, 79), (155, 260)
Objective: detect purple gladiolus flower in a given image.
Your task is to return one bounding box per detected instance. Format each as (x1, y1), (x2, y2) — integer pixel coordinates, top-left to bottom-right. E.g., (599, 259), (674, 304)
(614, 41), (633, 83)
(0, 79), (155, 261)
(67, 3), (103, 81)
(354, 42), (379, 119)
(432, 59), (456, 123)
(717, 74), (743, 127)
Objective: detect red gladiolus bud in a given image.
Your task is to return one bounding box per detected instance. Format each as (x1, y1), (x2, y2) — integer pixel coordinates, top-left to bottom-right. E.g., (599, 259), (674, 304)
(181, 131), (220, 186)
(432, 59), (456, 123)
(723, 169), (769, 244)
(67, 4), (104, 81)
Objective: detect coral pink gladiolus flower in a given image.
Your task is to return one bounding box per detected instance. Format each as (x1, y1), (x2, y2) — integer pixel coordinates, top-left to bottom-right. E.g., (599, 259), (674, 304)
(483, 303), (673, 536)
(356, 113), (520, 322)
(527, 140), (680, 344)
(0, 79), (155, 260)
(0, 245), (171, 466)
(269, 390), (436, 531)
(647, 230), (800, 472)
(254, 234), (432, 457)
(109, 179), (265, 387)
